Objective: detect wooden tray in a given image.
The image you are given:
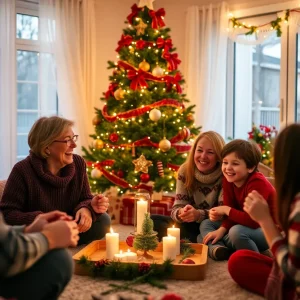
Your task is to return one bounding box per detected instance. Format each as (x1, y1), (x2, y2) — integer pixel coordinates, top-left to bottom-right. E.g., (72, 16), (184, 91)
(73, 240), (208, 281)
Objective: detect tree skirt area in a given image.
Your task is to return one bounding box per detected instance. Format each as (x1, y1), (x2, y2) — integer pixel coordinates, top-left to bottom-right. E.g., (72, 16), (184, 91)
(59, 224), (263, 300)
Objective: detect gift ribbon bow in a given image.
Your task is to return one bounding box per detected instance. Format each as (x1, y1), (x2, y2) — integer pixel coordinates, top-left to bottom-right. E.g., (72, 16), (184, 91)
(127, 4), (142, 24)
(162, 51), (181, 71)
(149, 8), (166, 29)
(165, 72), (182, 93)
(156, 37), (173, 52)
(115, 34), (133, 52)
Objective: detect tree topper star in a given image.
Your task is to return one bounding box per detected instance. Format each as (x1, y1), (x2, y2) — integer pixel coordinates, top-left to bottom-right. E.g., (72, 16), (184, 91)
(132, 154), (153, 173)
(138, 0), (155, 10)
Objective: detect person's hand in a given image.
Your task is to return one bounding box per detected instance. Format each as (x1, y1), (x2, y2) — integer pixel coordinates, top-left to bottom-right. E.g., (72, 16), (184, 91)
(25, 210), (73, 233)
(244, 190), (271, 223)
(209, 206), (230, 221)
(178, 205), (199, 222)
(91, 194), (110, 214)
(74, 208), (92, 233)
(203, 227), (226, 245)
(42, 220), (79, 249)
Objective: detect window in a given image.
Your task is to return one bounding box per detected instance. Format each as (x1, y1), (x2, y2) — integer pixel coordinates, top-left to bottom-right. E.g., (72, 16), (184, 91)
(16, 4), (57, 161)
(226, 2), (300, 139)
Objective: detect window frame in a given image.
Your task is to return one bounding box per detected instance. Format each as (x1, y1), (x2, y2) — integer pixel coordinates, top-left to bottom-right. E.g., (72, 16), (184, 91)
(226, 0), (299, 139)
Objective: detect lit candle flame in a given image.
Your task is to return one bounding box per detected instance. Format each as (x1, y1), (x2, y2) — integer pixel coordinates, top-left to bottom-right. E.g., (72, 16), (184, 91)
(172, 225), (175, 228)
(127, 249), (131, 253)
(110, 227), (114, 233)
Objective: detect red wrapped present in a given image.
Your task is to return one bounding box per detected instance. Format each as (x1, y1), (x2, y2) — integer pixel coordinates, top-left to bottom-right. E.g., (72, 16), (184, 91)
(120, 194), (175, 225)
(120, 194), (135, 225)
(150, 196), (174, 216)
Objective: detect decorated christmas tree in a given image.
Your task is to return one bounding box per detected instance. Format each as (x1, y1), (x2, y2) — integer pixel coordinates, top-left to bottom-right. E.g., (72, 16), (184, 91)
(82, 0), (201, 194)
(248, 124), (277, 167)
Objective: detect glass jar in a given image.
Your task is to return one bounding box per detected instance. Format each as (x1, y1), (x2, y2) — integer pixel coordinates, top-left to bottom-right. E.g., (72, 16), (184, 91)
(134, 189), (151, 233)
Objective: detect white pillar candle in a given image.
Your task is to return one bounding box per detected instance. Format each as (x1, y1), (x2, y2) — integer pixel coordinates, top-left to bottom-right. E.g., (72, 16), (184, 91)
(106, 227), (119, 259)
(125, 249), (138, 262)
(162, 235), (176, 261)
(167, 225), (180, 255)
(136, 199), (148, 233)
(114, 250), (127, 261)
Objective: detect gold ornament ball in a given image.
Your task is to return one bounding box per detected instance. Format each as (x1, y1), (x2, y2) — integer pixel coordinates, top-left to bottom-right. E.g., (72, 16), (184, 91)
(152, 65), (164, 77)
(159, 137), (171, 152)
(114, 88), (125, 100)
(139, 59), (150, 72)
(92, 116), (101, 126)
(149, 108), (161, 122)
(92, 139), (104, 149)
(91, 168), (103, 179)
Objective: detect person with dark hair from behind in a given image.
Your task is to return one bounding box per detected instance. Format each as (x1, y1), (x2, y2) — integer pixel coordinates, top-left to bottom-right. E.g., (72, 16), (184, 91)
(0, 210), (79, 300)
(0, 116), (111, 244)
(201, 139), (276, 260)
(151, 131), (225, 243)
(228, 124), (300, 299)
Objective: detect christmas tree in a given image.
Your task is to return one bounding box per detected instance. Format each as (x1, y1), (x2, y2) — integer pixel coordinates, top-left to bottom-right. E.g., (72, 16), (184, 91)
(82, 0), (201, 194)
(248, 124), (277, 167)
(133, 212), (158, 253)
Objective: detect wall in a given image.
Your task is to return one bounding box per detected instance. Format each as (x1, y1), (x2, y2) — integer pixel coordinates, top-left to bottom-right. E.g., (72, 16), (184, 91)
(94, 0), (293, 112)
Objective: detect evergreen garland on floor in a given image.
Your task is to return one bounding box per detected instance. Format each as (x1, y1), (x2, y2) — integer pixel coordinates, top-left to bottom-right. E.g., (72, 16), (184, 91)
(77, 256), (174, 295)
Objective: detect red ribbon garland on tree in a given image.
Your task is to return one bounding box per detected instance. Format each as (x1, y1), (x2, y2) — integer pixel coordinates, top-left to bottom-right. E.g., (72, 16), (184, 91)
(102, 98), (184, 122)
(115, 34), (133, 52)
(118, 60), (165, 89)
(127, 4), (142, 24)
(149, 8), (166, 29)
(156, 37), (173, 52)
(162, 51), (181, 71)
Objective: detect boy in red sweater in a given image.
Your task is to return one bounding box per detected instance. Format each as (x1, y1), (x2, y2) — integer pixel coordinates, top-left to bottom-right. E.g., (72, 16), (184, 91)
(199, 139), (276, 260)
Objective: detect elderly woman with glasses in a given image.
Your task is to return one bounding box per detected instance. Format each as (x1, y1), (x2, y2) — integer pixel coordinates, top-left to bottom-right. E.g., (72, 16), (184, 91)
(0, 116), (111, 244)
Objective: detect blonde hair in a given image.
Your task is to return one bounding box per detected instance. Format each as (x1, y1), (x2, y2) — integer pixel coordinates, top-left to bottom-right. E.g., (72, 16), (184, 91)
(28, 116), (74, 158)
(184, 131), (225, 191)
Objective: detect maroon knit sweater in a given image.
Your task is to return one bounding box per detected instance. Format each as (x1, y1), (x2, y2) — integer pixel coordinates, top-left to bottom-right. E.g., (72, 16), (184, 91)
(0, 152), (95, 225)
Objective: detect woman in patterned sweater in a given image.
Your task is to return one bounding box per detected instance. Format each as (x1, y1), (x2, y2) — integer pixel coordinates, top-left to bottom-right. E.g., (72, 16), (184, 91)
(0, 116), (111, 244)
(151, 131), (225, 248)
(228, 123), (300, 299)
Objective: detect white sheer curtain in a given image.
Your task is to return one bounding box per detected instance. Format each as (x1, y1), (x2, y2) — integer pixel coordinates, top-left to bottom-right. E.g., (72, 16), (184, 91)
(39, 0), (97, 153)
(184, 2), (228, 136)
(0, 0), (16, 179)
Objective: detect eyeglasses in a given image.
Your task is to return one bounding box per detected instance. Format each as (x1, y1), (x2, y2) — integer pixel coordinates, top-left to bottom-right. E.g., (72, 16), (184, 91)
(53, 135), (79, 147)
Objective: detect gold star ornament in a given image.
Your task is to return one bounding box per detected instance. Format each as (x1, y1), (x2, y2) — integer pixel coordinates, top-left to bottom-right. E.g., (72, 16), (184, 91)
(132, 154), (153, 173)
(134, 19), (147, 36)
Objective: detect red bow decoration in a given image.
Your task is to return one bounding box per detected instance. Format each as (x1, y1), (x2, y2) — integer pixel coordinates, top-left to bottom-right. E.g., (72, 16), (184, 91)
(156, 37), (173, 52)
(115, 34), (133, 52)
(127, 69), (148, 90)
(165, 72), (182, 93)
(127, 4), (142, 24)
(136, 39), (147, 50)
(149, 8), (166, 29)
(105, 83), (118, 99)
(162, 51), (181, 71)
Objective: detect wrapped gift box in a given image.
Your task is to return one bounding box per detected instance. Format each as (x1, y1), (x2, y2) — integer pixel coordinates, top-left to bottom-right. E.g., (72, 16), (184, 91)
(120, 194), (175, 225)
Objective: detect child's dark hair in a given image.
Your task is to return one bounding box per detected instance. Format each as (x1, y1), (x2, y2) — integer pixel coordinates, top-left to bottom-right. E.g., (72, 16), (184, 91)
(274, 123), (300, 231)
(221, 139), (261, 169)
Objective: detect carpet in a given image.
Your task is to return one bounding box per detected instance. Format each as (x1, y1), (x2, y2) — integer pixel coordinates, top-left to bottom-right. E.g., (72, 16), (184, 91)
(59, 224), (263, 300)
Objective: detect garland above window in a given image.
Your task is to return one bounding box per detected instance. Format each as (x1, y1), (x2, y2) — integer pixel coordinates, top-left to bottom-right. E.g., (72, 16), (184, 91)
(229, 8), (300, 37)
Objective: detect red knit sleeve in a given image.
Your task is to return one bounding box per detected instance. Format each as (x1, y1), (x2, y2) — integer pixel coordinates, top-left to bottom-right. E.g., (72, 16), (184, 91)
(221, 177), (237, 230)
(227, 176), (273, 229)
